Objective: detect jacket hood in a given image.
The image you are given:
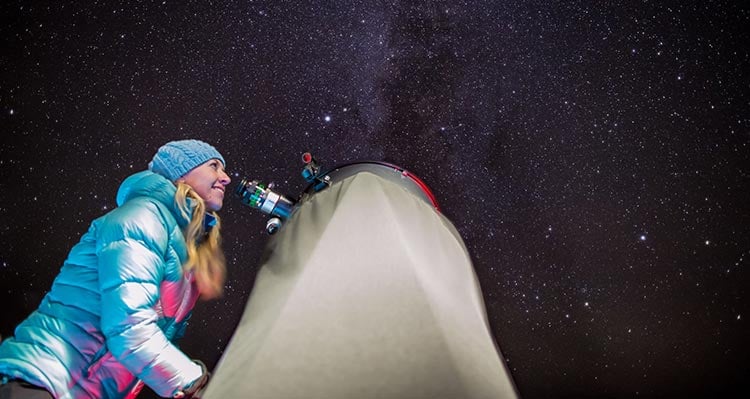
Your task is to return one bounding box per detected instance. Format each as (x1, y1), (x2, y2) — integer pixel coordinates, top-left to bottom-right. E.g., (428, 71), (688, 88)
(116, 170), (191, 227)
(116, 170), (217, 230)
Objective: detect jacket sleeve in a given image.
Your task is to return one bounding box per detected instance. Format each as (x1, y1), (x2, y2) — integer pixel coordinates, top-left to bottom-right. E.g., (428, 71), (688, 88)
(96, 201), (202, 398)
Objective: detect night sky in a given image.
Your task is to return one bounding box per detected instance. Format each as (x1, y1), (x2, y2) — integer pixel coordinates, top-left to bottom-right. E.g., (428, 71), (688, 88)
(1, 1), (749, 398)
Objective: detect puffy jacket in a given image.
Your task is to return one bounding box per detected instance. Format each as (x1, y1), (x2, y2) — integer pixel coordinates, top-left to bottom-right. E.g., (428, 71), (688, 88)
(0, 170), (205, 398)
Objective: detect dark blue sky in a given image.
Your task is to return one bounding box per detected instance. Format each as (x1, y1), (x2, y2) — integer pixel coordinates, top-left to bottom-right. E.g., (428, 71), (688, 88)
(1, 1), (748, 397)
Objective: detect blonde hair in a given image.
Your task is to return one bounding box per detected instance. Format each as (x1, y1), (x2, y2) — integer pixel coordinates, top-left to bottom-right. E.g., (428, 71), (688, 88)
(175, 182), (227, 300)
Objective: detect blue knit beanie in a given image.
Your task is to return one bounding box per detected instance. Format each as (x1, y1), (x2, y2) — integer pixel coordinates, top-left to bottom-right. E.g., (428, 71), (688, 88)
(148, 139), (226, 181)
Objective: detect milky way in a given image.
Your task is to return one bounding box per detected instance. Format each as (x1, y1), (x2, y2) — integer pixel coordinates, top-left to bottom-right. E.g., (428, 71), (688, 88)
(1, 2), (748, 397)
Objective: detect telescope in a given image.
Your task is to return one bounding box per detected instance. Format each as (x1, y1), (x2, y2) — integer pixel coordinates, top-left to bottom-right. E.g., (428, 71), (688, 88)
(217, 152), (518, 398)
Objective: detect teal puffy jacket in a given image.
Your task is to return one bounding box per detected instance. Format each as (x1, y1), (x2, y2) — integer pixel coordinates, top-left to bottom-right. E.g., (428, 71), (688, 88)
(0, 171), (207, 398)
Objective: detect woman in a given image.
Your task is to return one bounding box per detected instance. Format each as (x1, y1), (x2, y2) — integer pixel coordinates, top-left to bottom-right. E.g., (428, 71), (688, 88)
(0, 139), (231, 398)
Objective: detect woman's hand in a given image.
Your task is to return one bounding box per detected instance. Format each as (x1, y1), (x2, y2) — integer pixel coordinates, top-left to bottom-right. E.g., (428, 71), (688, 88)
(173, 360), (210, 398)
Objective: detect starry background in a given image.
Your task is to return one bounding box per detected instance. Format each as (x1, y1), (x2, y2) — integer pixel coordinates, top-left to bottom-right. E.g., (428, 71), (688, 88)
(1, 1), (748, 398)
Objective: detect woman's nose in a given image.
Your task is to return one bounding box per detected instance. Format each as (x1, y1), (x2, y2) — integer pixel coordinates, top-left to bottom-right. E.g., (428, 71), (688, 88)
(219, 170), (231, 185)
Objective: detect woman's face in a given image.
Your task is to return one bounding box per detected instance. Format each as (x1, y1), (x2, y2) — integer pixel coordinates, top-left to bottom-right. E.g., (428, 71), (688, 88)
(179, 159), (231, 212)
